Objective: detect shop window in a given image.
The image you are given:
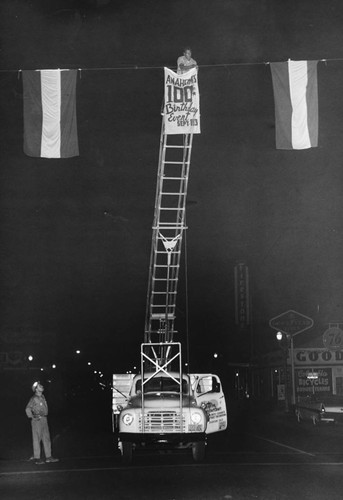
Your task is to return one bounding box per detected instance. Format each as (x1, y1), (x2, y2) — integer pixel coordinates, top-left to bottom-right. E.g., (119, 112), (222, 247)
(336, 377), (343, 395)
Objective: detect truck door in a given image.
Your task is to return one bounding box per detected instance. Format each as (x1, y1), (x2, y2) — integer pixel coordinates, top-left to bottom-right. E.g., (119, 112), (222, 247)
(194, 374), (227, 434)
(112, 373), (135, 431)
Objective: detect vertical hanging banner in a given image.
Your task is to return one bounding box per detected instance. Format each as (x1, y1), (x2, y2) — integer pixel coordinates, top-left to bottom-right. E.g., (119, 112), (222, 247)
(234, 263), (250, 329)
(164, 67), (200, 135)
(23, 69), (79, 158)
(270, 60), (318, 150)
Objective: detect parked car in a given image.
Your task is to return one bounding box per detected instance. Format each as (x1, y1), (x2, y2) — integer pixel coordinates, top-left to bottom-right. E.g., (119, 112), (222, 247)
(295, 394), (343, 425)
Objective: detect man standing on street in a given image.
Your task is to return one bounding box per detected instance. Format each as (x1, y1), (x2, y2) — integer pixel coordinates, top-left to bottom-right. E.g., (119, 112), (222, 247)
(25, 381), (59, 465)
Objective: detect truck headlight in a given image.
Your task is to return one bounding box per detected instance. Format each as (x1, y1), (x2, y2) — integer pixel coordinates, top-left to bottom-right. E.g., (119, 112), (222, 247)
(191, 412), (202, 424)
(122, 413), (134, 426)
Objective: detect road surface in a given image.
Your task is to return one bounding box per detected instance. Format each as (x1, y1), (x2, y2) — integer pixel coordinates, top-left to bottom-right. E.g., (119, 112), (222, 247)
(1, 398), (343, 499)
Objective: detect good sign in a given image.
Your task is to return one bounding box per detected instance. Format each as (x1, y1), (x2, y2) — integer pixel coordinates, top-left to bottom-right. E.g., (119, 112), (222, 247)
(295, 349), (343, 365)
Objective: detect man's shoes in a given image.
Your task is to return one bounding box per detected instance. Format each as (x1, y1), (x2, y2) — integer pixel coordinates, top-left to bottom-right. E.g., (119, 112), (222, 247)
(28, 456), (35, 462)
(34, 459), (45, 465)
(46, 457), (59, 463)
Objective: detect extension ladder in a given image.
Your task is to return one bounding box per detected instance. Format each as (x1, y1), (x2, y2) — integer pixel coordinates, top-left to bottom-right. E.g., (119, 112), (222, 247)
(144, 121), (193, 344)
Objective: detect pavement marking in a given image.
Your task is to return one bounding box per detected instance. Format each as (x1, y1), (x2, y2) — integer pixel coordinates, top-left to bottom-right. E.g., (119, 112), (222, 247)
(3, 462), (343, 476)
(212, 450), (306, 455)
(46, 455), (117, 461)
(251, 434), (315, 457)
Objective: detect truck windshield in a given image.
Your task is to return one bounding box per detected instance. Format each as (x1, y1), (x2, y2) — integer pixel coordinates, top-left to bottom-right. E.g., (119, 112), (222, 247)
(136, 377), (188, 394)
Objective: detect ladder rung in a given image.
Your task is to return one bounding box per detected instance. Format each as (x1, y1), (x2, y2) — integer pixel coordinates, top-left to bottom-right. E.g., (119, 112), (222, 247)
(155, 251), (181, 254)
(161, 192), (186, 196)
(152, 291), (177, 295)
(163, 161), (189, 165)
(145, 330), (177, 336)
(153, 224), (185, 227)
(151, 313), (175, 319)
(165, 145), (191, 149)
(153, 278), (178, 281)
(160, 207), (185, 211)
(153, 227), (186, 231)
(154, 265), (179, 268)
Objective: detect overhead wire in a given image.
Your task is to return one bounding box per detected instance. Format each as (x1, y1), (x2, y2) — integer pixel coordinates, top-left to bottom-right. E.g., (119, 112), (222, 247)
(0, 57), (336, 74)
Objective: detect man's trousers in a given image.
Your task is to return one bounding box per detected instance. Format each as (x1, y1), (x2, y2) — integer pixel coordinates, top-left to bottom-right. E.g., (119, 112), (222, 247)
(31, 416), (52, 459)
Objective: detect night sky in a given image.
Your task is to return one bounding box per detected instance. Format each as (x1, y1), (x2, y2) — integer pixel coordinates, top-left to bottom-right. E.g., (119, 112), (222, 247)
(1, 0), (343, 371)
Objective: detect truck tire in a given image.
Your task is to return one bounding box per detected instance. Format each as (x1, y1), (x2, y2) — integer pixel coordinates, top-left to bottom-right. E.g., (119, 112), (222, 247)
(122, 441), (133, 464)
(192, 441), (206, 462)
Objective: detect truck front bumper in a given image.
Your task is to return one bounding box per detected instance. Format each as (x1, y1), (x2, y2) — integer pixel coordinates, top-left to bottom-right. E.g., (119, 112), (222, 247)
(119, 432), (205, 446)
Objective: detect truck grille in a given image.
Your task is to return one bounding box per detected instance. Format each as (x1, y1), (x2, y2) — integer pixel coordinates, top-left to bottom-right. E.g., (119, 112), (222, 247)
(139, 411), (186, 433)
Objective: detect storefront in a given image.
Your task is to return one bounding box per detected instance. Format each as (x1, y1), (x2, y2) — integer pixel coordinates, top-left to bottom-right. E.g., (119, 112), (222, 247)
(293, 348), (343, 398)
(242, 343), (343, 405)
(256, 346), (343, 407)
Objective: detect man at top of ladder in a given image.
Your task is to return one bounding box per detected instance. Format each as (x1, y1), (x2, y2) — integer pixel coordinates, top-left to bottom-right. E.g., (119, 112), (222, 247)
(177, 47), (198, 74)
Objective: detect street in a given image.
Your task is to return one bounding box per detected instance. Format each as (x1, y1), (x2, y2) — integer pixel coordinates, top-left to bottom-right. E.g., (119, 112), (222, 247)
(2, 397), (343, 500)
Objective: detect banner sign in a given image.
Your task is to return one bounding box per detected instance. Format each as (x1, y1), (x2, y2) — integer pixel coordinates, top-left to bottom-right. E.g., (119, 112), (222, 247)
(295, 368), (332, 395)
(234, 263), (250, 329)
(163, 67), (200, 135)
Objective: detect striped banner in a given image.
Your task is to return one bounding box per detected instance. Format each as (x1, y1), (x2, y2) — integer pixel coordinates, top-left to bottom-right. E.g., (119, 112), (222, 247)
(23, 69), (79, 158)
(270, 60), (318, 150)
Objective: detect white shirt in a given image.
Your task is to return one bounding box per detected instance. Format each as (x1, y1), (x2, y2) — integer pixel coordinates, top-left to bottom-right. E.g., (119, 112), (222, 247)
(177, 55), (197, 75)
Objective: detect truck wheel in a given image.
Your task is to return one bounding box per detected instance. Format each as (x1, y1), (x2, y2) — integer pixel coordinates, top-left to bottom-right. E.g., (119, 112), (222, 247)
(122, 442), (133, 464)
(192, 441), (206, 462)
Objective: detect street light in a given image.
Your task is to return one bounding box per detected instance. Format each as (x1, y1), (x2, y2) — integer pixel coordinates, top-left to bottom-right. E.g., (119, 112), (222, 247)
(276, 331), (290, 412)
(270, 311), (314, 406)
(276, 330), (300, 408)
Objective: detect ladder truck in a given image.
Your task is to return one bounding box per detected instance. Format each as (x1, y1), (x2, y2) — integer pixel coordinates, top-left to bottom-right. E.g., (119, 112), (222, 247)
(112, 68), (227, 464)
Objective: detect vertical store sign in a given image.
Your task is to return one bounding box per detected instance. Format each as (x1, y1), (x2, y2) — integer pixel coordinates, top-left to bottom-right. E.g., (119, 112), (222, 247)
(234, 263), (250, 329)
(163, 67), (201, 135)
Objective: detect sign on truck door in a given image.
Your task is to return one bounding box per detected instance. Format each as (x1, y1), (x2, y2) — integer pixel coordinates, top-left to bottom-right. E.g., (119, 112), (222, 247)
(193, 374), (227, 434)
